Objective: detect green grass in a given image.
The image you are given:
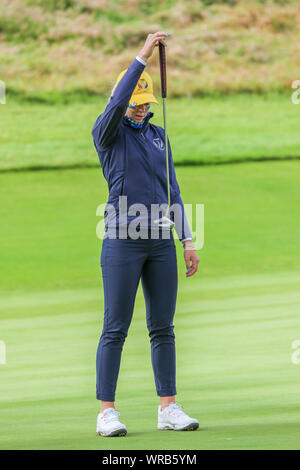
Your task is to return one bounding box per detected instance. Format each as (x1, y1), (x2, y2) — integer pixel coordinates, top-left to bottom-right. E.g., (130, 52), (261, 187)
(1, 93), (299, 171)
(1, 1), (299, 95)
(1, 161), (300, 449)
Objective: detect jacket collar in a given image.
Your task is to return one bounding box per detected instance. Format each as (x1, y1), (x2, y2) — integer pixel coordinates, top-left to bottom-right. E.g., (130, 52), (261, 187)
(123, 112), (154, 131)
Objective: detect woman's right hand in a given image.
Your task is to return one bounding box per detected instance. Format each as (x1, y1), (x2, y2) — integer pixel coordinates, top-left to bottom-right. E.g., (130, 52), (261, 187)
(138, 31), (172, 62)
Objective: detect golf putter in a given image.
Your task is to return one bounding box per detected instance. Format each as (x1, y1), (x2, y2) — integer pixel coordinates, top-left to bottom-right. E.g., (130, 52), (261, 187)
(153, 40), (175, 230)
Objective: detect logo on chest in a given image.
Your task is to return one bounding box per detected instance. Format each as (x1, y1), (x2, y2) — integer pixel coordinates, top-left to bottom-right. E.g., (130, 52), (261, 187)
(153, 138), (165, 151)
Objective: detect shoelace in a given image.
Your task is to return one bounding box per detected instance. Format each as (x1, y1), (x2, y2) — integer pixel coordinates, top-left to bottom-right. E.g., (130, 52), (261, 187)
(164, 403), (185, 417)
(102, 408), (120, 423)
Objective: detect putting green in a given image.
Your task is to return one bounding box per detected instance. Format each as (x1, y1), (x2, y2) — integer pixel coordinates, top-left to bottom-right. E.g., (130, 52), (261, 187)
(0, 162), (300, 449)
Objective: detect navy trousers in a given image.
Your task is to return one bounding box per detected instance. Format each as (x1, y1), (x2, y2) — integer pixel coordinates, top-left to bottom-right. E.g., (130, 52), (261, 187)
(96, 228), (178, 401)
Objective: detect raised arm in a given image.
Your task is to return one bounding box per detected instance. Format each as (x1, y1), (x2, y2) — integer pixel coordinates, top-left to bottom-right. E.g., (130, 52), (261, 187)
(91, 58), (145, 149)
(92, 32), (170, 150)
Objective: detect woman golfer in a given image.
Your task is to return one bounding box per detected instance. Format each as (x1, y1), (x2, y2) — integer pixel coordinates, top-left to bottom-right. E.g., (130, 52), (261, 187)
(92, 32), (200, 437)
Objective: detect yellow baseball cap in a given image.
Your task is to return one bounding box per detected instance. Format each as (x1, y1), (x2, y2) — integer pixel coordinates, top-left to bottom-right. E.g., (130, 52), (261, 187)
(111, 68), (158, 106)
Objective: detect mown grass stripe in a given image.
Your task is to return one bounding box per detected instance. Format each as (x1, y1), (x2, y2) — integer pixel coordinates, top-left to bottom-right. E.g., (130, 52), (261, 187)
(1, 156), (300, 173)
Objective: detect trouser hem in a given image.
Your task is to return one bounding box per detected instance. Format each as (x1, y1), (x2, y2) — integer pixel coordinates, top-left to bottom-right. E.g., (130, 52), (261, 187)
(96, 394), (115, 401)
(157, 390), (177, 397)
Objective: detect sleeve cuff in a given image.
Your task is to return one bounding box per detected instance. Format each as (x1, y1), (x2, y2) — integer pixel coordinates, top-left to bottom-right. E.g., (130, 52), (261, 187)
(136, 56), (147, 66)
(181, 238), (193, 243)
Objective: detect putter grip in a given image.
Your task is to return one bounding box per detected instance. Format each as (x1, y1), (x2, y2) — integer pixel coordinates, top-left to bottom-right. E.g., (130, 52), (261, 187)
(159, 42), (167, 98)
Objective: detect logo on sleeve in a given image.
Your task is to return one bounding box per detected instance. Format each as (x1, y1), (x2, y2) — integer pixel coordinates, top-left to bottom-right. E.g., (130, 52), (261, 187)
(153, 138), (165, 150)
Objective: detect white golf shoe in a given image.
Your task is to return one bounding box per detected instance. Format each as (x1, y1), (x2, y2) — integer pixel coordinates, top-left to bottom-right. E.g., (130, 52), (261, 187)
(96, 408), (127, 437)
(157, 402), (199, 431)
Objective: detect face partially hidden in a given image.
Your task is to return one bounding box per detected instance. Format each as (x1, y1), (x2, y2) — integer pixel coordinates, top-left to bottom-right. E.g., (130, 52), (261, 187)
(125, 102), (151, 122)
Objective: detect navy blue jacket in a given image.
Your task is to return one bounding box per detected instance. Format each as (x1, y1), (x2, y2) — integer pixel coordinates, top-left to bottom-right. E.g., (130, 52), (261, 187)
(91, 56), (192, 242)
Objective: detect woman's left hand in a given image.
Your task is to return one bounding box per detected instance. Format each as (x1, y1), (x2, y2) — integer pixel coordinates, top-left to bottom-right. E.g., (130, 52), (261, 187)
(183, 245), (200, 277)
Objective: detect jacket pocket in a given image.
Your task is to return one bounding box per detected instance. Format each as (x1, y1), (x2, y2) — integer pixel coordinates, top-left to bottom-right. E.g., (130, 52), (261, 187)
(108, 172), (125, 203)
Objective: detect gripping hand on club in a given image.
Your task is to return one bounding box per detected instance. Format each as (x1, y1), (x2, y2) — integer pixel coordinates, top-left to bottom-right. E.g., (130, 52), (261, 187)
(138, 31), (171, 62)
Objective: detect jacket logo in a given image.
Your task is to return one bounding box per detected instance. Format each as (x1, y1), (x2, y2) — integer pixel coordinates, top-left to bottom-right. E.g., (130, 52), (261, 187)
(153, 138), (165, 150)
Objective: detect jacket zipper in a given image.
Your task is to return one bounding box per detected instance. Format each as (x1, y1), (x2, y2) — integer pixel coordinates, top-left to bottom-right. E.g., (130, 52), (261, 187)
(140, 130), (155, 204)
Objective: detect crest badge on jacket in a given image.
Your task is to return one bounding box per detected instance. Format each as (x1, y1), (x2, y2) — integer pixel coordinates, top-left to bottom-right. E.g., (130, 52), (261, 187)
(153, 137), (165, 150)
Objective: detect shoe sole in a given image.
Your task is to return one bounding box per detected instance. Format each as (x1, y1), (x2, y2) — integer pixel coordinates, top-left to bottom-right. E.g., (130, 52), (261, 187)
(96, 428), (127, 437)
(158, 422), (199, 431)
